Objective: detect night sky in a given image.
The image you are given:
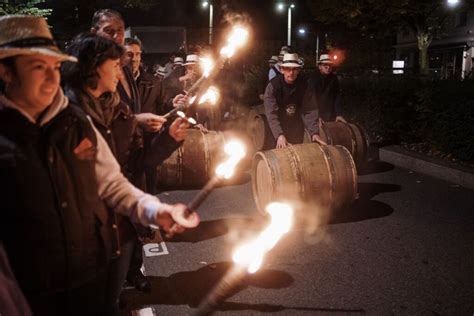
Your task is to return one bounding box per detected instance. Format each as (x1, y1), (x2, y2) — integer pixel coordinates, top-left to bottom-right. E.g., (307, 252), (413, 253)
(47, 0), (313, 40)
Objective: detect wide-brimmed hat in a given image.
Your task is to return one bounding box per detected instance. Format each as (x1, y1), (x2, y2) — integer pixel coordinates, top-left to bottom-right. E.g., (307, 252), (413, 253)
(280, 53), (303, 68)
(318, 54), (333, 65)
(184, 54), (198, 65)
(0, 15), (76, 62)
(173, 57), (184, 65)
(268, 55), (278, 64)
(156, 66), (166, 77)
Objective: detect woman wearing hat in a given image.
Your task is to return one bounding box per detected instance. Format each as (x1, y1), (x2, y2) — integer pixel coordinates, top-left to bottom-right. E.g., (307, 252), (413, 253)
(0, 15), (198, 315)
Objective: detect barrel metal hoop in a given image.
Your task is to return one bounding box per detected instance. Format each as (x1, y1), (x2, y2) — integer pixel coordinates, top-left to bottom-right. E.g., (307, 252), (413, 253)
(286, 145), (304, 198)
(339, 145), (358, 200)
(319, 145), (336, 200)
(323, 124), (334, 145)
(345, 123), (358, 162)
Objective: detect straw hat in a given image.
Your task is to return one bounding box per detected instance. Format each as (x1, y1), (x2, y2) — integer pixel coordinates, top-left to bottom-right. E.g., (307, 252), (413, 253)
(184, 54), (198, 65)
(173, 57), (184, 65)
(0, 15), (76, 62)
(318, 54), (333, 65)
(280, 53), (303, 68)
(156, 66), (166, 77)
(268, 55), (278, 64)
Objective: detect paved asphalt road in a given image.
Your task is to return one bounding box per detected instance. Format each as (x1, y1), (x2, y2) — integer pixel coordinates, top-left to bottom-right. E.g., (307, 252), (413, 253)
(122, 161), (474, 315)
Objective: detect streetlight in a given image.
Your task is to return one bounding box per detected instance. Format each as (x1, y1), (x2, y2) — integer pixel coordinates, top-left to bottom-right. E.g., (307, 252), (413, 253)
(202, 1), (214, 45)
(276, 3), (295, 46)
(447, 0), (460, 6)
(298, 27), (320, 66)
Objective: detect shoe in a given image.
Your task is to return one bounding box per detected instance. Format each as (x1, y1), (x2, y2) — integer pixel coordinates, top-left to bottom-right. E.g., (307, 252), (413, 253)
(127, 270), (152, 293)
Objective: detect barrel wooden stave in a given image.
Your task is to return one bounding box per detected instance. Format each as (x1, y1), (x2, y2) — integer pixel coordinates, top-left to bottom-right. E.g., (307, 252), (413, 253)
(252, 143), (357, 214)
(157, 129), (226, 189)
(319, 121), (369, 166)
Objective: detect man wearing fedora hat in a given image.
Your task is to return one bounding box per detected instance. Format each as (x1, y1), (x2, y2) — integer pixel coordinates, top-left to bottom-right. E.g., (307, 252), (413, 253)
(0, 15), (199, 315)
(309, 54), (346, 123)
(264, 53), (325, 148)
(268, 55), (281, 82)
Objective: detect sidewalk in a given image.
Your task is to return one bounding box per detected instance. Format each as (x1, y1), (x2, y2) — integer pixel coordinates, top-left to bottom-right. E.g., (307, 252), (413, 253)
(377, 145), (474, 190)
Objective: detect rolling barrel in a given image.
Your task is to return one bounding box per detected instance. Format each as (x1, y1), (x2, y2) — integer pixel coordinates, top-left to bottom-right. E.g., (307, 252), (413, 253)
(252, 143), (357, 214)
(319, 121), (370, 167)
(156, 129), (226, 189)
(251, 114), (276, 151)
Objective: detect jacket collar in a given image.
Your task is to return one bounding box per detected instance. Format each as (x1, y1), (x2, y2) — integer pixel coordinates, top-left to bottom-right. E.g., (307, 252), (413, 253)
(0, 88), (68, 126)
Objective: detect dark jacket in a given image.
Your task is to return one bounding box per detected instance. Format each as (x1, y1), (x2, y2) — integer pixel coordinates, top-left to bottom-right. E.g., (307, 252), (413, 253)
(0, 243), (32, 316)
(67, 88), (179, 240)
(137, 69), (164, 115)
(118, 64), (141, 114)
(308, 71), (342, 121)
(0, 103), (111, 295)
(160, 66), (185, 113)
(264, 74), (318, 144)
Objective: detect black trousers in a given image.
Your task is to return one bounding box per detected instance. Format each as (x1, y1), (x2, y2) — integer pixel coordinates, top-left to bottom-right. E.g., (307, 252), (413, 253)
(25, 271), (107, 316)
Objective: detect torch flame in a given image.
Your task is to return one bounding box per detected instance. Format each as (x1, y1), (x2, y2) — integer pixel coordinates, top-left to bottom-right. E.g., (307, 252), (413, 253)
(200, 57), (214, 78)
(232, 202), (294, 273)
(176, 111), (197, 125)
(199, 86), (220, 105)
(220, 26), (249, 58)
(215, 140), (246, 179)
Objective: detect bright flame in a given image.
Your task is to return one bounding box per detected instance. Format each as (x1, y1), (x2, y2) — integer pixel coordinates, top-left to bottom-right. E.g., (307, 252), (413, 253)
(220, 26), (249, 58)
(199, 86), (219, 105)
(189, 96), (197, 104)
(233, 202), (294, 273)
(215, 140), (246, 179)
(199, 57), (214, 77)
(176, 111), (197, 125)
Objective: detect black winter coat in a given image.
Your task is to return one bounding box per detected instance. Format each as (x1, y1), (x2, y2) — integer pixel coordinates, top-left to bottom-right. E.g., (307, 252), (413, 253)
(0, 103), (111, 295)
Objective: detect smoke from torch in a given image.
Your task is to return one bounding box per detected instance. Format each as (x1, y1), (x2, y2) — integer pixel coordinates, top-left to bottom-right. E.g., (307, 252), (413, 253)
(193, 202), (294, 315)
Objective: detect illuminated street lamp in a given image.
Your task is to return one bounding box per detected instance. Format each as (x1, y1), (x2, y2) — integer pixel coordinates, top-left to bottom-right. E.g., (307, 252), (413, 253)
(298, 27), (320, 66)
(447, 0), (460, 6)
(202, 1), (214, 45)
(277, 3), (295, 46)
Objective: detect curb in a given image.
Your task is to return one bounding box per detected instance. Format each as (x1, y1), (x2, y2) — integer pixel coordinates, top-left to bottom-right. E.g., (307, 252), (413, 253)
(378, 145), (474, 190)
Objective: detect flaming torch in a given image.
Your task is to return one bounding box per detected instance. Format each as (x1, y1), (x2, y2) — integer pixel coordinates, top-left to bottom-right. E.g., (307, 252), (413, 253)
(193, 202), (294, 315)
(187, 140), (246, 211)
(199, 86), (220, 105)
(185, 56), (215, 96)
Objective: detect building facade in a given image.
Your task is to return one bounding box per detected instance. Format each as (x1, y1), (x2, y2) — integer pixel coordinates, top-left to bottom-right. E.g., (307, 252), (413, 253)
(395, 10), (474, 79)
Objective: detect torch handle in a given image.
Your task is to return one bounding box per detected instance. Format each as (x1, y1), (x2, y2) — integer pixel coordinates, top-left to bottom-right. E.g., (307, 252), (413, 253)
(185, 75), (207, 96)
(187, 176), (221, 211)
(163, 107), (179, 119)
(193, 264), (247, 316)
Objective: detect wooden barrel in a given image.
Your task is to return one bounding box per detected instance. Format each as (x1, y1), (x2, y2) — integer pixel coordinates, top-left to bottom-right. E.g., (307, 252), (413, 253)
(156, 129), (226, 189)
(206, 101), (222, 130)
(251, 114), (276, 151)
(252, 143), (357, 214)
(319, 121), (370, 166)
(246, 104), (265, 134)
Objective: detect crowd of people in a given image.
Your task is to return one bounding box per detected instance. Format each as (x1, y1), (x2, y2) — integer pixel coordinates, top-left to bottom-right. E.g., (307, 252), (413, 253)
(0, 10), (198, 316)
(0, 9), (347, 316)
